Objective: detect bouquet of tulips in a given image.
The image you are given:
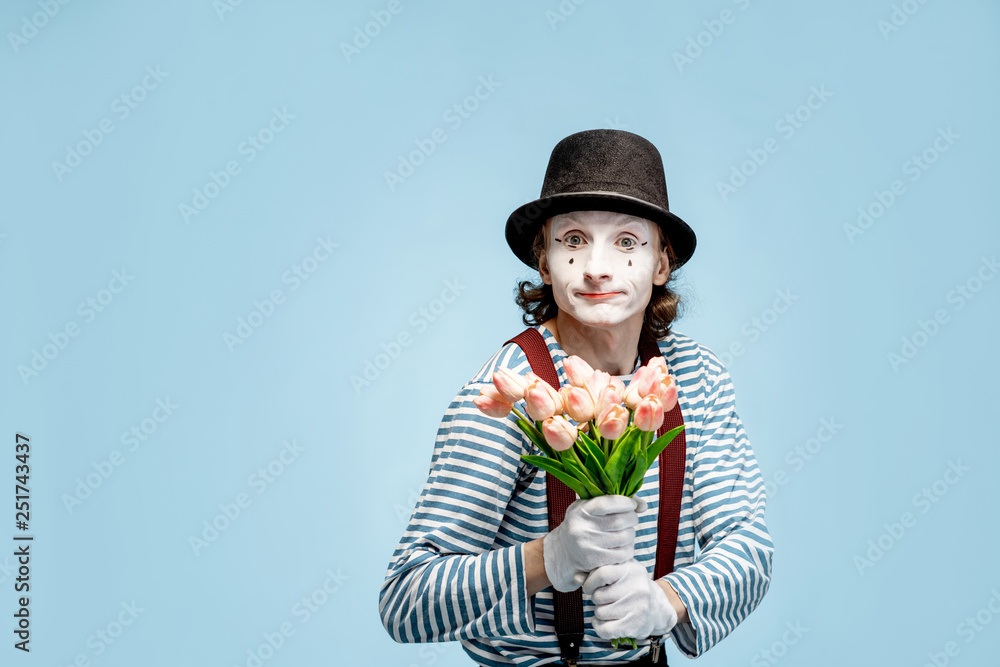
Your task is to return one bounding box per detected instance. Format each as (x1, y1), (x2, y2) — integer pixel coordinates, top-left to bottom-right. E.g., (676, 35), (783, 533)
(473, 354), (685, 650)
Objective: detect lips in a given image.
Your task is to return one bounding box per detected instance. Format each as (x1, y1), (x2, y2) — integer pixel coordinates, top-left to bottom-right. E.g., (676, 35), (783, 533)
(579, 291), (623, 299)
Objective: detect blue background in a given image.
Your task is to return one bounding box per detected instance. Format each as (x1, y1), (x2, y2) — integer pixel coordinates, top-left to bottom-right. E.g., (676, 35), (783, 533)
(2, 1), (999, 665)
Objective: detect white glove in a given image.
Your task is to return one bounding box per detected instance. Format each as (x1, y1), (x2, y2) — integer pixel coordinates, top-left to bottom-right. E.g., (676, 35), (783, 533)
(542, 495), (643, 592)
(582, 558), (678, 640)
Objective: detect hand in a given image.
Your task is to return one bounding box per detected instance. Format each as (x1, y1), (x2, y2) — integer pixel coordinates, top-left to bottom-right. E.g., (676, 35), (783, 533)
(542, 495), (643, 592)
(582, 559), (678, 640)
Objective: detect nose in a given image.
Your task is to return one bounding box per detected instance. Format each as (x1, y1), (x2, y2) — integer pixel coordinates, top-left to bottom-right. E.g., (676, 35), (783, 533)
(582, 244), (614, 283)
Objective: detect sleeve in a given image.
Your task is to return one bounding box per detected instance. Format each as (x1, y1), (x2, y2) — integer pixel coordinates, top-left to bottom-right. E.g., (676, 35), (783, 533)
(378, 380), (538, 643)
(661, 362), (774, 657)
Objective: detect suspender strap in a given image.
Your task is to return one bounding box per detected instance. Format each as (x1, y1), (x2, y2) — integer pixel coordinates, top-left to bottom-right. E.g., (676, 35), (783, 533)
(505, 329), (584, 661)
(638, 336), (688, 580)
(504, 328), (688, 663)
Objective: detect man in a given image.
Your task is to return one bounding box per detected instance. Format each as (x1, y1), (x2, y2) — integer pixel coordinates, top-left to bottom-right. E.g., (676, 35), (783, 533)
(379, 129), (773, 665)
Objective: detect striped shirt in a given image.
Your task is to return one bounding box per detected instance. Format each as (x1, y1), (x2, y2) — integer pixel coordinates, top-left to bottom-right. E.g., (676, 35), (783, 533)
(379, 324), (773, 665)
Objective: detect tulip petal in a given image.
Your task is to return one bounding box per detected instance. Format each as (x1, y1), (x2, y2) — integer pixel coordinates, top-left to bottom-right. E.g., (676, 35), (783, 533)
(493, 368), (528, 402)
(563, 355), (596, 388)
(542, 415), (578, 451)
(564, 386), (596, 423)
(473, 392), (513, 418)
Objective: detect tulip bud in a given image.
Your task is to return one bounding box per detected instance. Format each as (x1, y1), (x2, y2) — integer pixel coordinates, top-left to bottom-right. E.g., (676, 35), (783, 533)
(660, 377), (679, 413)
(647, 356), (669, 377)
(596, 404), (629, 441)
(643, 373), (677, 408)
(562, 385), (596, 423)
(542, 414), (578, 452)
(493, 367), (529, 402)
(473, 385), (514, 418)
(622, 366), (649, 410)
(637, 368), (659, 398)
(525, 380), (563, 422)
(585, 370), (612, 405)
(563, 355), (596, 388)
(634, 395), (665, 432)
(595, 384), (623, 419)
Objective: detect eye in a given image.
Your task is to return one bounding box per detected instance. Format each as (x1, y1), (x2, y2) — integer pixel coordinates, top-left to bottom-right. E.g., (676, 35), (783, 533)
(564, 233), (584, 247)
(617, 236), (637, 249)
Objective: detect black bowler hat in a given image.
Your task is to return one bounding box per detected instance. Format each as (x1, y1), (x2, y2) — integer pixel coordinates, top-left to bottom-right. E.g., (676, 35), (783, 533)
(505, 129), (697, 270)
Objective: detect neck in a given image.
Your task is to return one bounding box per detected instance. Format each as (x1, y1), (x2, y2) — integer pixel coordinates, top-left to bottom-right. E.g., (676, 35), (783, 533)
(544, 313), (642, 376)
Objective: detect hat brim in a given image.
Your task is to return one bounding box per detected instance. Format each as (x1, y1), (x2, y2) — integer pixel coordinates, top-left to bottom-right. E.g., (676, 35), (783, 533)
(505, 191), (696, 270)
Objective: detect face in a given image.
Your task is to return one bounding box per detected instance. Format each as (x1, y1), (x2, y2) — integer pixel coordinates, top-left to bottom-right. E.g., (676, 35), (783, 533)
(537, 210), (671, 330)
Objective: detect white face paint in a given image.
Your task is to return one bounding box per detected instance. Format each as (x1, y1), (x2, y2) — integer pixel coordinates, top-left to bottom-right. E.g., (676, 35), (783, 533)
(539, 210), (670, 330)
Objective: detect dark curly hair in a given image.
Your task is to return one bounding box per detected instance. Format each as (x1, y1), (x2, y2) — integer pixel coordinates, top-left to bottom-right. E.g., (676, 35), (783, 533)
(514, 220), (683, 347)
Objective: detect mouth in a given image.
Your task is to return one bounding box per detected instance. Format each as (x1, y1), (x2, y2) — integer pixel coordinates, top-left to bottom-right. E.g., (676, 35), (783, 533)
(578, 291), (623, 299)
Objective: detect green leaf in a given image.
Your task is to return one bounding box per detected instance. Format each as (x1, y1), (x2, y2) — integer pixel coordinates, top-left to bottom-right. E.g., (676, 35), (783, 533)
(561, 454), (604, 497)
(521, 454), (590, 498)
(515, 418), (556, 459)
(604, 427), (640, 489)
(577, 431), (607, 467)
(622, 453), (649, 497)
(645, 425), (685, 470)
(564, 447), (602, 489)
(579, 447), (608, 494)
(577, 435), (615, 493)
(521, 453), (564, 472)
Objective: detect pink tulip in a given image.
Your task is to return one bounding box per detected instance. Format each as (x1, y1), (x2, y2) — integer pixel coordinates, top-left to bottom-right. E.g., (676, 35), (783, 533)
(524, 370), (543, 384)
(647, 356), (669, 377)
(659, 378), (679, 413)
(542, 415), (578, 452)
(609, 376), (626, 396)
(644, 373), (674, 401)
(584, 370), (612, 405)
(474, 385), (513, 418)
(622, 366), (650, 410)
(561, 385), (596, 423)
(638, 368), (661, 398)
(524, 379), (564, 422)
(563, 355), (595, 388)
(596, 404), (629, 441)
(595, 384), (622, 419)
(493, 367), (530, 402)
(634, 395), (665, 432)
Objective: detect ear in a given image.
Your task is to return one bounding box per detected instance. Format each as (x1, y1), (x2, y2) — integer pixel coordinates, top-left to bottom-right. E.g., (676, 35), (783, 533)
(537, 247), (552, 285)
(652, 229), (671, 286)
(536, 220), (553, 285)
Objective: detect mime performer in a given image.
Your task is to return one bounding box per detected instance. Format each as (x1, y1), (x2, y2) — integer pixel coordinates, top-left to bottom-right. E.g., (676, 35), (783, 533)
(379, 129), (773, 666)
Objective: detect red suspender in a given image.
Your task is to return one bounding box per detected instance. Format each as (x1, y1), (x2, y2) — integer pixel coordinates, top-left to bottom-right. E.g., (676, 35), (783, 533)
(503, 328), (688, 662)
(638, 335), (687, 581)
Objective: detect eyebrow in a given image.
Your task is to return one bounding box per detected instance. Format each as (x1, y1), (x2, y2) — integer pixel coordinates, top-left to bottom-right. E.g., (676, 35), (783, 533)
(552, 215), (648, 232)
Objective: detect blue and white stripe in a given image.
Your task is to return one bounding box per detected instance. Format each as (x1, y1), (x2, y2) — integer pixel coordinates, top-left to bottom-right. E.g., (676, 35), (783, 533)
(379, 324), (773, 665)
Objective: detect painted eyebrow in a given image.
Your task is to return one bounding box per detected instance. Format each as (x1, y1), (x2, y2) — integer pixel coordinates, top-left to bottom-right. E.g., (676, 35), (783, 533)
(555, 239), (649, 245)
(552, 217), (648, 235)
